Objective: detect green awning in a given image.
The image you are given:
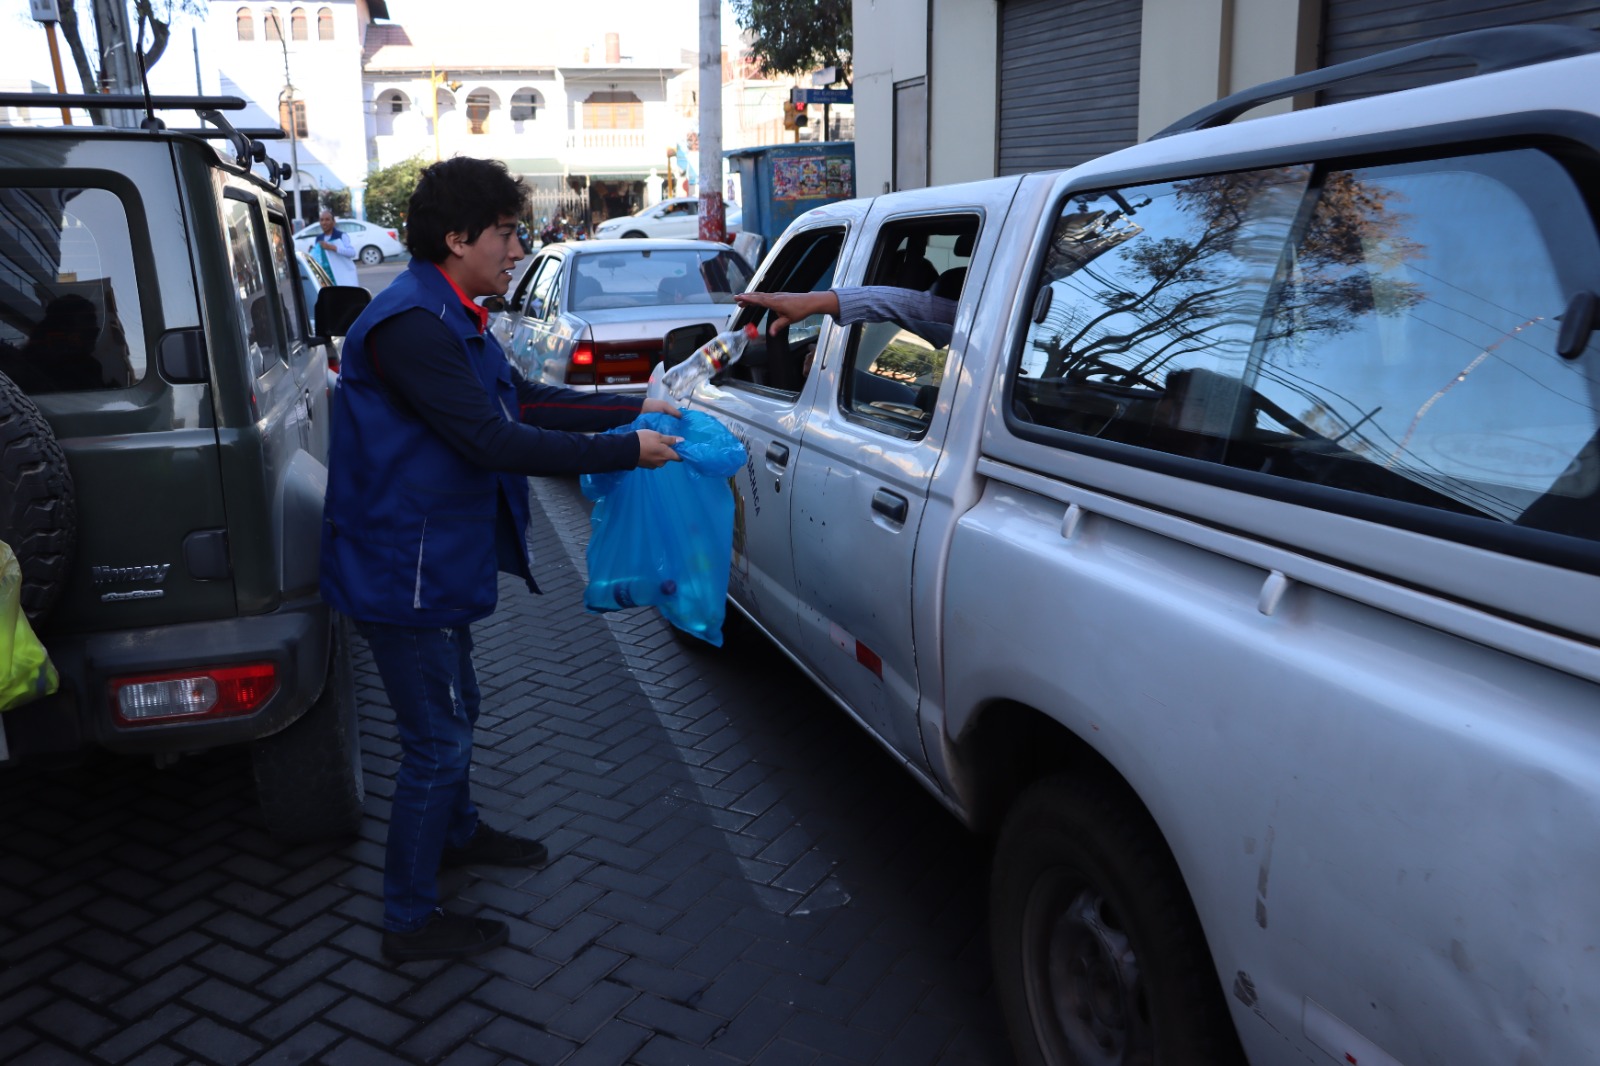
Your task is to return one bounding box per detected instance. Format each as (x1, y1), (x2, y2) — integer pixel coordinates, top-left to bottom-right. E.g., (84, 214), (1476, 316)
(499, 158), (566, 175)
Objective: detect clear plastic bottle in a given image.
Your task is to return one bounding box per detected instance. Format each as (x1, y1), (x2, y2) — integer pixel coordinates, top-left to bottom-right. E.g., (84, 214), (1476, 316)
(649, 324), (759, 402)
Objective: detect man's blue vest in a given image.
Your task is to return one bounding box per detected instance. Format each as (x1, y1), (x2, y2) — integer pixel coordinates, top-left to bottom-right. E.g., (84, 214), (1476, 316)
(320, 259), (535, 627)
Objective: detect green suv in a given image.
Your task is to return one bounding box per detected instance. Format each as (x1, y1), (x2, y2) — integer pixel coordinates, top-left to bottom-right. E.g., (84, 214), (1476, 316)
(0, 93), (370, 840)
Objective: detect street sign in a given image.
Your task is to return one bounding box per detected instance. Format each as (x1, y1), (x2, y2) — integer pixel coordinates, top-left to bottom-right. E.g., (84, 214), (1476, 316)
(30, 0), (61, 22)
(790, 87), (853, 106)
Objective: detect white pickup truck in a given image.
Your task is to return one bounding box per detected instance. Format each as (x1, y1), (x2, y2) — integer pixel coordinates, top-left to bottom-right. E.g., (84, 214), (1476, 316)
(683, 26), (1600, 1066)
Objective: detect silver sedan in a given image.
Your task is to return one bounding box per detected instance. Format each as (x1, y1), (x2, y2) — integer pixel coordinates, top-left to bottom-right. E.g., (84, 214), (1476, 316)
(490, 239), (753, 394)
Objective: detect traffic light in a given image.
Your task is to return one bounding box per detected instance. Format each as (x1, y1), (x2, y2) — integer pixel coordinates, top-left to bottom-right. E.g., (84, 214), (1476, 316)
(782, 101), (799, 130)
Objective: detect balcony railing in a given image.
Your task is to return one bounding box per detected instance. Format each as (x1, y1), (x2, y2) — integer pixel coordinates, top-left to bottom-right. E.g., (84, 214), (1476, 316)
(566, 130), (645, 149)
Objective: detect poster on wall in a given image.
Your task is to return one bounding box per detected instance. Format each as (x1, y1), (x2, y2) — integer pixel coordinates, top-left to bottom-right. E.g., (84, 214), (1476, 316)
(773, 156), (828, 201)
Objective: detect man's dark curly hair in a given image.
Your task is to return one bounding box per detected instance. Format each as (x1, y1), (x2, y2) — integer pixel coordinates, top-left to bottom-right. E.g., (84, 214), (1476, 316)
(405, 157), (528, 262)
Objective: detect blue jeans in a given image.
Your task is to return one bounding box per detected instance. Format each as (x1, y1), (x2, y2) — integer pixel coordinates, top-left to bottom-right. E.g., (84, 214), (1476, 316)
(357, 621), (483, 932)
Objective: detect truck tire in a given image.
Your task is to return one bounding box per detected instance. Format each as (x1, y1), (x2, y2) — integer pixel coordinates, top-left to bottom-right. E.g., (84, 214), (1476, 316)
(251, 614), (365, 841)
(991, 774), (1243, 1066)
(0, 372), (76, 622)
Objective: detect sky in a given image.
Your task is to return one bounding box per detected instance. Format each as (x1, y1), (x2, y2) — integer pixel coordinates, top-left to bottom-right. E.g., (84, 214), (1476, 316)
(0, 0), (745, 90)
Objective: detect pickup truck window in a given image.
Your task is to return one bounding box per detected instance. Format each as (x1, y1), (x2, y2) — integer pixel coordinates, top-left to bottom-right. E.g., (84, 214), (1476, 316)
(0, 186), (145, 393)
(842, 217), (979, 437)
(1014, 149), (1600, 545)
(732, 225), (846, 395)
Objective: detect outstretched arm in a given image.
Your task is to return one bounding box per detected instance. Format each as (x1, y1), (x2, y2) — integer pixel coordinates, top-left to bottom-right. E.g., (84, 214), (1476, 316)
(733, 290), (841, 335)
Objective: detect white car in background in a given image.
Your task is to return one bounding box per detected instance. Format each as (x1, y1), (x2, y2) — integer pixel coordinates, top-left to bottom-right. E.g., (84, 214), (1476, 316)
(292, 218), (405, 266)
(593, 197), (743, 240)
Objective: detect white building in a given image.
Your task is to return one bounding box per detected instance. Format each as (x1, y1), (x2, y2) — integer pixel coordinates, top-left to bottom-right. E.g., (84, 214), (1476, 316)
(184, 1), (383, 224)
(363, 22), (693, 226)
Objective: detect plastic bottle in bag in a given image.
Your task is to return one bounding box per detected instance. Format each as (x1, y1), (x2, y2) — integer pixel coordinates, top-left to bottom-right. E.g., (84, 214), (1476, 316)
(648, 323), (759, 402)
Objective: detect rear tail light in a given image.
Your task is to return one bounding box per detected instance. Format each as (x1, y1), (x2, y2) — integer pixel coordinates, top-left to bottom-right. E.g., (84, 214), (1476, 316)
(387, 229), (398, 241)
(111, 663), (278, 726)
(571, 341), (595, 366)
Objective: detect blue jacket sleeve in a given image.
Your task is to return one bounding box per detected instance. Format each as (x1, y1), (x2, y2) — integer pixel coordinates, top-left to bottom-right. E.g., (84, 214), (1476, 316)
(512, 368), (645, 431)
(368, 310), (641, 476)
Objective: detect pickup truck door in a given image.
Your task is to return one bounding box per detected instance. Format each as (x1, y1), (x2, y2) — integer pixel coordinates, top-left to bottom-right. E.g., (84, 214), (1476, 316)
(708, 212), (864, 646)
(786, 192), (1013, 766)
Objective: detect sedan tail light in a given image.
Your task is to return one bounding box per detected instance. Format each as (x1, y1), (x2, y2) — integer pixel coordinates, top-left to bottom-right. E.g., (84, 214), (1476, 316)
(111, 663), (278, 726)
(567, 339), (596, 384)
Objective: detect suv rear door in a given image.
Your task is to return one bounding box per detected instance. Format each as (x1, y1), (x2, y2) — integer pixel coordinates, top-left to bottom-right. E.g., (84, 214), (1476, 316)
(0, 146), (234, 628)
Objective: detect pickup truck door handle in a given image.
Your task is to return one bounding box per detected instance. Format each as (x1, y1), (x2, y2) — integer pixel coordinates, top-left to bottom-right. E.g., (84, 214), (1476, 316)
(872, 489), (908, 523)
(766, 442), (789, 466)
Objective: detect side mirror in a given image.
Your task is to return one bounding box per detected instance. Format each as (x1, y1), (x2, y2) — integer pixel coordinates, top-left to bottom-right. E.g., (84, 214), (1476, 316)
(663, 323), (717, 369)
(314, 285), (372, 338)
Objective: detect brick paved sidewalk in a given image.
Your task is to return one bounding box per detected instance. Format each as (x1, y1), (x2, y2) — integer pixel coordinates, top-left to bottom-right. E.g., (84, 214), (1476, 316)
(0, 476), (1012, 1065)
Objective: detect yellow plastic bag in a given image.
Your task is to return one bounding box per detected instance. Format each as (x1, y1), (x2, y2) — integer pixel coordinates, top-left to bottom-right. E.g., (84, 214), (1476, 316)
(1, 540), (58, 712)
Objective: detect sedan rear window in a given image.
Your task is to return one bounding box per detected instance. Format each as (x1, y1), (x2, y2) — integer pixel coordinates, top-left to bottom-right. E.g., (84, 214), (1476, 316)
(567, 249), (752, 312)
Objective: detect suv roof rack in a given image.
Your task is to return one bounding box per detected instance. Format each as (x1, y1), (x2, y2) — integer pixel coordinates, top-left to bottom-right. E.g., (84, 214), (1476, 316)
(1154, 24), (1600, 139)
(0, 92), (293, 184)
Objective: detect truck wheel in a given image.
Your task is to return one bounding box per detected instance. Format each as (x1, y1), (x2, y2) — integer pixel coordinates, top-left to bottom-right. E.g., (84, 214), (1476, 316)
(0, 372), (76, 622)
(991, 775), (1242, 1066)
(251, 614), (365, 841)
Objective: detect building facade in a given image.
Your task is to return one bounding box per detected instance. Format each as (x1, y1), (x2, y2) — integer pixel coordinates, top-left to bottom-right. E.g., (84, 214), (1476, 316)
(852, 0), (1600, 195)
(362, 24), (695, 227)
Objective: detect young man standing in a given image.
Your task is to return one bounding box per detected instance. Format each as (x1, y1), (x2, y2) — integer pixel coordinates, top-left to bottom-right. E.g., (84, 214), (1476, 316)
(321, 157), (683, 962)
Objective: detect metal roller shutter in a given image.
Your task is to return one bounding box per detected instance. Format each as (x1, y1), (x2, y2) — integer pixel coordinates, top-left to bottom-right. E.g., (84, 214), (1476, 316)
(997, 0), (1143, 175)
(1320, 0), (1600, 104)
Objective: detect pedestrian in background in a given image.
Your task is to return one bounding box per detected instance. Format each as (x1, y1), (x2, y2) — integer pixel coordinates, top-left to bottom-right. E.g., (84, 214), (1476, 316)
(312, 208), (361, 287)
(321, 156), (683, 962)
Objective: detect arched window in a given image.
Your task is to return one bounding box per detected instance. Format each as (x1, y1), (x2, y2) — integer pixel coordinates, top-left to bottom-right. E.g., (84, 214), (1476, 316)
(465, 89), (497, 135)
(510, 88), (541, 123)
(317, 7), (334, 40)
(264, 8), (282, 40)
(290, 7), (307, 40)
(374, 89), (409, 136)
(236, 7), (254, 40)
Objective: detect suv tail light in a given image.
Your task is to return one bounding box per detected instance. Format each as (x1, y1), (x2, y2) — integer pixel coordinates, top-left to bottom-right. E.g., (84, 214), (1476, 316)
(111, 663), (278, 726)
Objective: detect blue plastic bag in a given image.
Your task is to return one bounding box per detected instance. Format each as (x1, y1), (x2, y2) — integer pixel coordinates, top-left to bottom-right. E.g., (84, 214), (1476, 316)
(580, 411), (747, 645)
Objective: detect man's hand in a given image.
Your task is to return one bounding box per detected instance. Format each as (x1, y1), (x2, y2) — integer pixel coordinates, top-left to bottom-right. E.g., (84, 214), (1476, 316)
(635, 429), (683, 468)
(733, 291), (840, 335)
(640, 398), (682, 417)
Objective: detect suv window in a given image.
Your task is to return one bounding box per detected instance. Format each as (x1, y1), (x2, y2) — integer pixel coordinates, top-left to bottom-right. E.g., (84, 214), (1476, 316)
(1013, 148), (1600, 544)
(0, 186), (145, 393)
(841, 215), (979, 438)
(732, 225), (847, 396)
(266, 214), (308, 355)
(223, 195), (285, 378)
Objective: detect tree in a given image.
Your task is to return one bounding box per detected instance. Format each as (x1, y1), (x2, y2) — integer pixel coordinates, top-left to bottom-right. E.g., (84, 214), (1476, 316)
(51, 0), (205, 123)
(323, 188), (352, 219)
(364, 156), (427, 234)
(732, 0), (850, 79)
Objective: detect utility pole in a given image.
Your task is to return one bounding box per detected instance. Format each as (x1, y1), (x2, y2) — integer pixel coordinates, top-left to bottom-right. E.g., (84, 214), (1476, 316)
(268, 10), (301, 225)
(696, 0), (724, 243)
(91, 0), (139, 125)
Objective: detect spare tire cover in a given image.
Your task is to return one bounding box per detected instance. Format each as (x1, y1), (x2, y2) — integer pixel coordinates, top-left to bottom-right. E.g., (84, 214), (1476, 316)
(0, 373), (76, 622)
